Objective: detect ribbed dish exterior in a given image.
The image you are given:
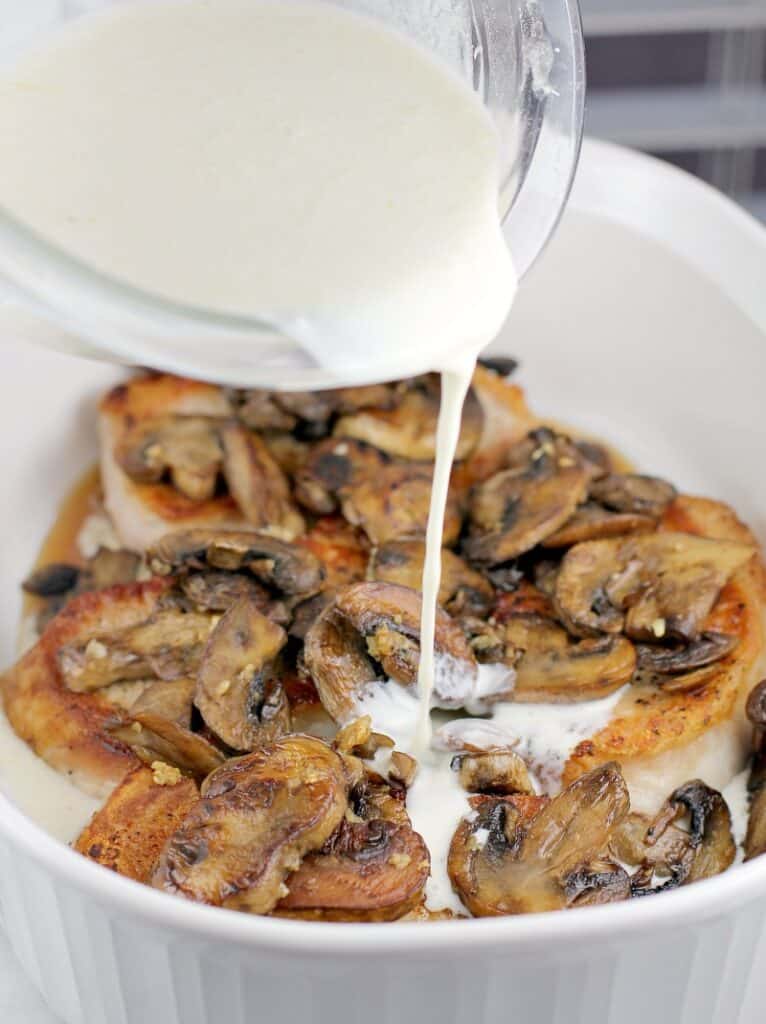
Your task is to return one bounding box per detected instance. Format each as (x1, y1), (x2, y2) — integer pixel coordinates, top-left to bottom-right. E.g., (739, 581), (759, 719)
(1, 831), (765, 1024)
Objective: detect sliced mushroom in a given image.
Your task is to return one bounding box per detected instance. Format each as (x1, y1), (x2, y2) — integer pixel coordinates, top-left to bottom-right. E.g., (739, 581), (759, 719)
(609, 812), (694, 895)
(23, 563), (80, 597)
(116, 415), (223, 501)
(589, 473), (677, 517)
(543, 502), (656, 547)
(148, 529), (324, 597)
(448, 763), (630, 915)
(638, 780), (735, 890)
(177, 570), (286, 621)
(502, 612), (636, 702)
(109, 712), (226, 780)
(75, 765), (200, 883)
(745, 680), (766, 861)
(229, 389), (298, 431)
(334, 377), (483, 462)
(276, 771), (429, 921)
(58, 608), (216, 691)
(195, 595), (289, 752)
(477, 356), (518, 378)
(635, 631), (738, 675)
(369, 541), (493, 618)
(219, 421), (304, 539)
(451, 749), (535, 795)
(152, 735), (349, 913)
(295, 439), (463, 545)
(130, 677), (196, 726)
(304, 582), (481, 722)
(85, 547), (143, 590)
(555, 532), (755, 640)
(564, 859), (632, 907)
(464, 429), (592, 564)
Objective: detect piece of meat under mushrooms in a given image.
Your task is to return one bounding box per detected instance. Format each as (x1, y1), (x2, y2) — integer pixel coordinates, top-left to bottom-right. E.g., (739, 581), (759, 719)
(500, 610), (636, 702)
(277, 769), (430, 921)
(294, 438), (464, 545)
(115, 415), (223, 501)
(464, 429), (593, 564)
(554, 532), (754, 640)
(195, 595), (290, 752)
(745, 680), (766, 861)
(148, 529), (324, 598)
(75, 765), (200, 882)
(369, 540), (493, 617)
(333, 377), (483, 462)
(303, 582), (487, 722)
(152, 735), (350, 914)
(448, 763), (630, 915)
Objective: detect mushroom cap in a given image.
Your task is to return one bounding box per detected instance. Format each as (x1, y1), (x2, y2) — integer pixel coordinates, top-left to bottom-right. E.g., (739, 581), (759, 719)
(152, 735), (349, 913)
(195, 595), (290, 752)
(304, 582), (478, 722)
(448, 763), (630, 916)
(555, 531), (755, 640)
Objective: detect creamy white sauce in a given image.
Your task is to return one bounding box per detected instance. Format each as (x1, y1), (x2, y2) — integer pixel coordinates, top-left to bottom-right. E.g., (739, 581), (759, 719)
(0, 0), (515, 381)
(724, 769), (751, 862)
(357, 673), (630, 910)
(0, 705), (99, 843)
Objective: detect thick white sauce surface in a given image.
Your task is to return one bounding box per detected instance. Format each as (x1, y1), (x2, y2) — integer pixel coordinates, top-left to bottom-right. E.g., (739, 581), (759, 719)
(0, 0), (515, 381)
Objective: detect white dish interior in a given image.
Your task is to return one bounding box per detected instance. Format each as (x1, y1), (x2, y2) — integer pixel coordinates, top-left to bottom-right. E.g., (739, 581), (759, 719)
(0, 140), (766, 957)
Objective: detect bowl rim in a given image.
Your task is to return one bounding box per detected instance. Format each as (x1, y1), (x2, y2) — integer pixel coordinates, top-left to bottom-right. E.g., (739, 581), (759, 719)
(2, 137), (766, 956)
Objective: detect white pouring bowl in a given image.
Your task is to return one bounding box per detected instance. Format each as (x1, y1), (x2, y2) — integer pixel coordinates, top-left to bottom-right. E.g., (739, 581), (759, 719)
(0, 139), (765, 1024)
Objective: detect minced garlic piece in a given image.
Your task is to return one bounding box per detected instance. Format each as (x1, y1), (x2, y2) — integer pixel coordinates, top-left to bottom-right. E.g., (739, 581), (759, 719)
(651, 618), (667, 638)
(152, 761), (182, 786)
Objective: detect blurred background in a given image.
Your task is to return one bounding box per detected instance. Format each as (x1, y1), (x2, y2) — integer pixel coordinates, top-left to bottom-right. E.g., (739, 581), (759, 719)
(583, 0), (766, 221)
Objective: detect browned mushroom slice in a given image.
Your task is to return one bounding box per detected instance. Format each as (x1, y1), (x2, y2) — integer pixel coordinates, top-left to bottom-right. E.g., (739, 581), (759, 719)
(116, 416), (223, 501)
(177, 570), (286, 621)
(219, 421), (304, 539)
(451, 749), (535, 795)
(448, 762), (630, 916)
(23, 563), (80, 597)
(295, 439), (463, 545)
(502, 612), (636, 702)
(464, 429), (591, 564)
(635, 632), (738, 675)
(744, 680), (766, 861)
(334, 378), (483, 462)
(152, 735), (349, 913)
(477, 356), (518, 378)
(589, 473), (677, 517)
(75, 765), (200, 882)
(57, 608), (215, 691)
(230, 389), (298, 431)
(543, 502), (656, 548)
(130, 677), (196, 726)
(369, 541), (493, 617)
(564, 859), (632, 907)
(85, 548), (143, 589)
(555, 532), (755, 640)
(195, 595), (289, 752)
(109, 711), (226, 779)
(148, 528), (324, 597)
(628, 781), (735, 893)
(304, 582), (481, 721)
(277, 773), (429, 921)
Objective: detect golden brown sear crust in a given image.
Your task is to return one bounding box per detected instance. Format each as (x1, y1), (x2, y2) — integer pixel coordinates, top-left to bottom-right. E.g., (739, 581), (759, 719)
(74, 765), (199, 882)
(563, 496), (766, 784)
(99, 374), (253, 550)
(2, 580), (170, 796)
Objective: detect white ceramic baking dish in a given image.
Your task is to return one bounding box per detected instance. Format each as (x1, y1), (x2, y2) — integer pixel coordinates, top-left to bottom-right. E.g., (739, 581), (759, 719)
(1, 138), (765, 1024)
